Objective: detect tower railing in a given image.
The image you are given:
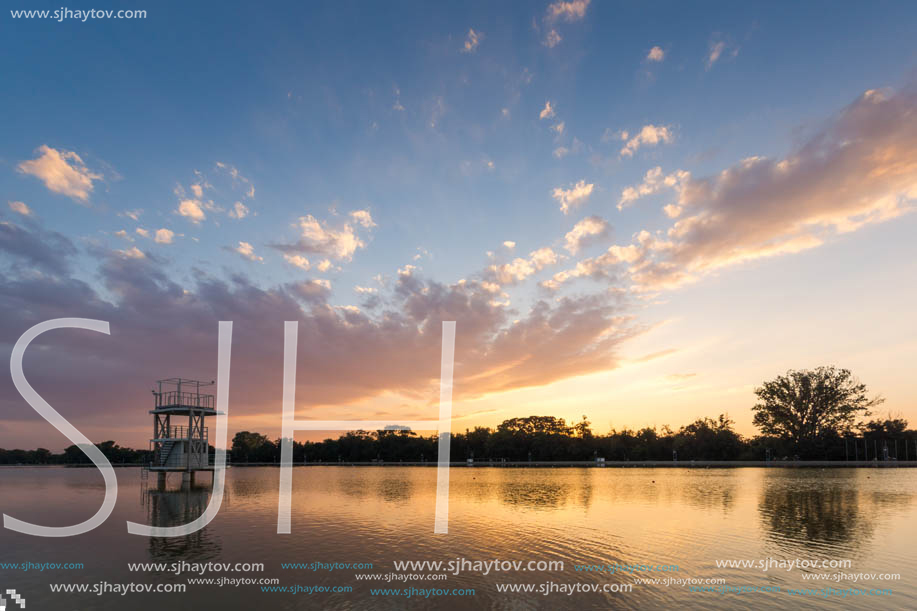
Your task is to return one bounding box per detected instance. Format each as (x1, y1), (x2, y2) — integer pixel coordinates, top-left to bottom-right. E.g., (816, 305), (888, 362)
(153, 390), (215, 410)
(153, 425), (209, 441)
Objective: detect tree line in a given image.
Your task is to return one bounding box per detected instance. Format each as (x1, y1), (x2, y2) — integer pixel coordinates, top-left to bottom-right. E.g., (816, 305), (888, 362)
(1, 366), (912, 463)
(0, 441), (150, 465)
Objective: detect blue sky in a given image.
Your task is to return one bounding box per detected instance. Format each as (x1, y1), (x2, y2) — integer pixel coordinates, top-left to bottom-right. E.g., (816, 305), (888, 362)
(2, 1), (917, 448)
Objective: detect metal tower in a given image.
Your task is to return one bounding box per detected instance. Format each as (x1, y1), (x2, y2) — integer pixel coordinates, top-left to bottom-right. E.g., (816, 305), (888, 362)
(148, 378), (216, 486)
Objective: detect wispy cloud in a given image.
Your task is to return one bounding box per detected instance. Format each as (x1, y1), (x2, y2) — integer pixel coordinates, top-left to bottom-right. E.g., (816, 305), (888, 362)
(546, 0), (591, 23)
(486, 247), (559, 285)
(0, 224), (639, 424)
(234, 241), (264, 262)
(620, 124), (674, 157)
(552, 179), (595, 214)
(553, 87), (917, 291)
(646, 46), (665, 62)
(706, 35), (739, 70)
(618, 166), (689, 210)
(154, 229), (175, 244)
(271, 209), (375, 262)
(564, 215), (610, 254)
(539, 101), (556, 120)
(174, 163), (256, 223)
(462, 28), (482, 53)
(8, 201), (31, 216)
(543, 29), (562, 48)
(17, 145), (102, 202)
(177, 198), (207, 223)
(229, 202), (250, 219)
(541, 0), (590, 47)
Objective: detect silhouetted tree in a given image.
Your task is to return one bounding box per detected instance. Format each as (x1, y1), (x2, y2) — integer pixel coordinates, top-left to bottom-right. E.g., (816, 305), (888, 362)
(860, 416), (908, 437)
(231, 431), (276, 463)
(673, 415), (744, 460)
(498, 416), (572, 435)
(573, 415), (593, 438)
(752, 367), (882, 452)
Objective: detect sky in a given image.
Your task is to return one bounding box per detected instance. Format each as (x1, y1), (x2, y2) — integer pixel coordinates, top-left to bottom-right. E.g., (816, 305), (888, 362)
(1, 1), (917, 450)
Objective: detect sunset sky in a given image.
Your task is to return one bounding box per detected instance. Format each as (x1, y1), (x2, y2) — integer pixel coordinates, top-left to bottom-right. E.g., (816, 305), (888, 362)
(2, 1), (917, 450)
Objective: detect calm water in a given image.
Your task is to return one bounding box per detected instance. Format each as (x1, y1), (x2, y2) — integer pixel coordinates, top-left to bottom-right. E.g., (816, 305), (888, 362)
(1, 466), (915, 610)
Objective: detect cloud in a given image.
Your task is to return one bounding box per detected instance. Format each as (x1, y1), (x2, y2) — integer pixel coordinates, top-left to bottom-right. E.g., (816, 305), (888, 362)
(289, 279), (332, 303)
(552, 121), (565, 135)
(234, 241), (264, 262)
(462, 28), (482, 53)
(541, 230), (656, 290)
(706, 42), (725, 69)
(554, 86), (917, 291)
(539, 101), (556, 120)
(229, 202), (250, 219)
(546, 0), (590, 23)
(646, 46), (665, 62)
(554, 137), (584, 159)
(601, 128), (624, 143)
(135, 228), (150, 238)
(503, 241), (516, 249)
(349, 209), (376, 228)
(543, 29), (562, 48)
(705, 36), (739, 70)
(620, 124), (674, 157)
(8, 201), (31, 216)
(485, 247), (558, 286)
(564, 215), (611, 254)
(0, 218), (77, 276)
(154, 229), (175, 244)
(215, 162), (255, 199)
(392, 86), (405, 112)
(174, 163), (256, 224)
(16, 145), (102, 202)
(541, 0), (588, 47)
(118, 246), (146, 259)
(283, 254), (311, 270)
(177, 199), (206, 223)
(270, 211), (373, 262)
(618, 166), (690, 210)
(663, 203), (683, 219)
(552, 179), (595, 214)
(0, 228), (639, 446)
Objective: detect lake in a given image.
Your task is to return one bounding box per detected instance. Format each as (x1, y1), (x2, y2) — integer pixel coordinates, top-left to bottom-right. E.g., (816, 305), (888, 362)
(0, 466), (915, 609)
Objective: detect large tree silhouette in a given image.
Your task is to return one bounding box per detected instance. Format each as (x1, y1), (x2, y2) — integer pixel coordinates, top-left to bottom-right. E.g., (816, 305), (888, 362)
(752, 366), (882, 447)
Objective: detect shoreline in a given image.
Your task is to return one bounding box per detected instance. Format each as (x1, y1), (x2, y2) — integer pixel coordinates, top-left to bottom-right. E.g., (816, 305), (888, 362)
(3, 460), (915, 469)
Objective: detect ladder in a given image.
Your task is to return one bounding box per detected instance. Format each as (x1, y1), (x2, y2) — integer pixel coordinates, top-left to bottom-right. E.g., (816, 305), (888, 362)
(158, 440), (176, 466)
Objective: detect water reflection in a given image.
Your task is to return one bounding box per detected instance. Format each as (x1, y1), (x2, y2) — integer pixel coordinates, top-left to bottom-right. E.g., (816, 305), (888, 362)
(144, 485), (222, 563)
(2, 467), (917, 610)
(377, 474), (415, 503)
(757, 470), (878, 565)
(499, 480), (573, 509)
